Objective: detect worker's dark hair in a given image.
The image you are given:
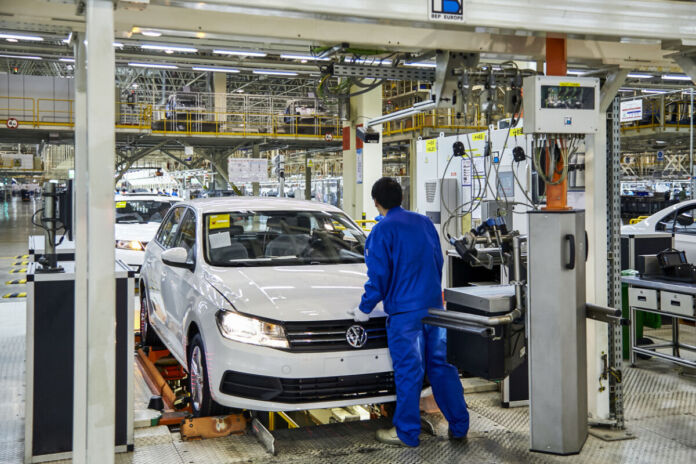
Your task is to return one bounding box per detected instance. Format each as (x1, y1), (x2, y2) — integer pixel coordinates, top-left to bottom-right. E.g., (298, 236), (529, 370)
(371, 177), (402, 210)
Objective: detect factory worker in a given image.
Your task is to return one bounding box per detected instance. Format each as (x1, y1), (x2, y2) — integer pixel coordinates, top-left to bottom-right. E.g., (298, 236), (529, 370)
(350, 177), (469, 447)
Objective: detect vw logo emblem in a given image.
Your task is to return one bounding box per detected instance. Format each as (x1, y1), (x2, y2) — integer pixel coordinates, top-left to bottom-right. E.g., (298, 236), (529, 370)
(346, 325), (368, 349)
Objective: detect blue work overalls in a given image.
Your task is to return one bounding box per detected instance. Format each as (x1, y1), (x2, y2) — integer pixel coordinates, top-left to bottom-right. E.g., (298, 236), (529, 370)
(359, 206), (469, 446)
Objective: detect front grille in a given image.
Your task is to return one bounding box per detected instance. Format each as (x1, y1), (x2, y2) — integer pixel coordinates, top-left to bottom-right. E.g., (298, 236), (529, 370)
(283, 318), (387, 352)
(219, 370), (395, 403)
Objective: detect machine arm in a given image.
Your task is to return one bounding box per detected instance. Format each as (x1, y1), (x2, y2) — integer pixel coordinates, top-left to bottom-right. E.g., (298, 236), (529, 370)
(585, 303), (629, 326)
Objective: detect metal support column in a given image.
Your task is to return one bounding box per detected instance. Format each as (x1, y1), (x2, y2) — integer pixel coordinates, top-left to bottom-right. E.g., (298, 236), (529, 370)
(85, 1), (116, 462)
(606, 97), (625, 428)
(72, 30), (88, 464)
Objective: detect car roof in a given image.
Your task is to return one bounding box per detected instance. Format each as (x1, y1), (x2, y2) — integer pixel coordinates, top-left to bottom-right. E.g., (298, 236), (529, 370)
(115, 194), (180, 202)
(178, 197), (345, 214)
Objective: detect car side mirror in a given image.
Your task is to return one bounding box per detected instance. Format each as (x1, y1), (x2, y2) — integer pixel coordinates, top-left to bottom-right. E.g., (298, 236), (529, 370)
(161, 247), (195, 271)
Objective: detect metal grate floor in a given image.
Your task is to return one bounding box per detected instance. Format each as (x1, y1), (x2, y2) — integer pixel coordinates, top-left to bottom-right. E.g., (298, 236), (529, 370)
(1, 301), (696, 463)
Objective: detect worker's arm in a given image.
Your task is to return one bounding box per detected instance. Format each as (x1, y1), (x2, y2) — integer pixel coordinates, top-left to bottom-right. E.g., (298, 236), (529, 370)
(359, 227), (391, 314)
(427, 219), (444, 281)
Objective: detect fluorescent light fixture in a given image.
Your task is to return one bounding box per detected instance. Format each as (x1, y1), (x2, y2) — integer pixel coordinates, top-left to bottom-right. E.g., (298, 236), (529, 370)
(567, 69), (588, 76)
(5, 38), (17, 43)
(59, 57), (75, 63)
(643, 89), (668, 94)
(253, 69), (298, 76)
(235, 89), (245, 93)
(280, 54), (329, 61)
(618, 89), (634, 93)
(113, 42), (124, 48)
(141, 30), (162, 37)
(213, 49), (267, 57)
(627, 73), (653, 79)
(192, 66), (240, 73)
(662, 74), (692, 81)
(404, 61), (436, 68)
(0, 54), (42, 60)
(141, 44), (197, 53)
(0, 33), (43, 42)
(128, 62), (178, 69)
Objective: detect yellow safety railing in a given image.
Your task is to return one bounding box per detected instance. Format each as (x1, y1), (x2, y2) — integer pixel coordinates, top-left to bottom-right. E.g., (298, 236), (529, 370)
(621, 98), (696, 134)
(37, 98), (74, 126)
(0, 96), (35, 126)
(0, 96), (341, 140)
(355, 219), (377, 232)
(382, 110), (485, 136)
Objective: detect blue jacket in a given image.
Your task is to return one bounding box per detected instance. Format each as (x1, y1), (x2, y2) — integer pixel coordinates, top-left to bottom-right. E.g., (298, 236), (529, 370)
(359, 206), (444, 315)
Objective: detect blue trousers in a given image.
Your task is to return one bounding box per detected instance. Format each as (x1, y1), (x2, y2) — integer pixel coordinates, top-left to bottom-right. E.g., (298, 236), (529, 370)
(386, 309), (469, 446)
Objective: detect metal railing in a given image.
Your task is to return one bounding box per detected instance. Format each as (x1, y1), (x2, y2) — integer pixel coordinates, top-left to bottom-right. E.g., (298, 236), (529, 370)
(382, 110), (486, 136)
(0, 96), (342, 139)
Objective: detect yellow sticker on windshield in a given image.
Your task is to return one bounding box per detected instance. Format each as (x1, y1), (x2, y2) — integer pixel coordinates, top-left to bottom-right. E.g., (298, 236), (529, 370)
(209, 214), (230, 230)
(115, 201), (127, 208)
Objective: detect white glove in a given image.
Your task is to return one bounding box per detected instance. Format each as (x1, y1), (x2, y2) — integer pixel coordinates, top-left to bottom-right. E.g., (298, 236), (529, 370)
(348, 306), (370, 322)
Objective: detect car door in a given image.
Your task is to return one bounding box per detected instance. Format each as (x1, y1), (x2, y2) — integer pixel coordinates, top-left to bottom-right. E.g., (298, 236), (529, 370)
(667, 205), (696, 262)
(146, 206), (187, 348)
(160, 208), (197, 359)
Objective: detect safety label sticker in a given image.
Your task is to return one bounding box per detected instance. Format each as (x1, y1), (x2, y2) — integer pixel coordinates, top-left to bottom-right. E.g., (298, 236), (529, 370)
(209, 214), (231, 230)
(425, 138), (437, 153)
(115, 201), (127, 208)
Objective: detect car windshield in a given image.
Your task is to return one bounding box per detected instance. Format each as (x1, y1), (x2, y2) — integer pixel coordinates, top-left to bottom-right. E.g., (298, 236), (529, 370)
(204, 210), (366, 266)
(115, 200), (174, 224)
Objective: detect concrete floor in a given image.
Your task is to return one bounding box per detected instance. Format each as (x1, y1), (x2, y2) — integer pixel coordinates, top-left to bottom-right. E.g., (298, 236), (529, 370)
(0, 196), (695, 463)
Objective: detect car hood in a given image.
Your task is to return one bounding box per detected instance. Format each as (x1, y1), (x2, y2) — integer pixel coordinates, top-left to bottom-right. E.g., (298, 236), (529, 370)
(203, 263), (386, 322)
(114, 222), (160, 242)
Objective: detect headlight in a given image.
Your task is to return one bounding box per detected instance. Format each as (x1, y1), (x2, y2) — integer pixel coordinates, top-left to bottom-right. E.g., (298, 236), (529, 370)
(116, 240), (144, 251)
(216, 310), (289, 349)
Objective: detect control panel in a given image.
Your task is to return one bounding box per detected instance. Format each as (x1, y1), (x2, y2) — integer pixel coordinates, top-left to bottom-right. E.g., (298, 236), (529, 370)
(522, 76), (600, 134)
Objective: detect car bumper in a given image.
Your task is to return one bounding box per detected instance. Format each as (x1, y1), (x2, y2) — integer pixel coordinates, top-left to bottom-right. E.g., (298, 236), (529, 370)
(206, 332), (395, 411)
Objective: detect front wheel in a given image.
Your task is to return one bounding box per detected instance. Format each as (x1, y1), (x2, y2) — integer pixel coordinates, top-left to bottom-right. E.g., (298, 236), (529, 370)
(188, 334), (228, 417)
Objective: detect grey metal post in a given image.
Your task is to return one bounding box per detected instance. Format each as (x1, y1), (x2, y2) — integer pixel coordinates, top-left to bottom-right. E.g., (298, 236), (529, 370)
(72, 31), (88, 463)
(305, 152), (311, 200)
(528, 210), (588, 455)
(691, 88), (694, 199)
(85, 1), (116, 462)
(606, 97), (625, 428)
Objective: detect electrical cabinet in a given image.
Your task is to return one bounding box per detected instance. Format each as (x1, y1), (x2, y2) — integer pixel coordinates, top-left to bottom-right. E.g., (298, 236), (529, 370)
(523, 76), (600, 134)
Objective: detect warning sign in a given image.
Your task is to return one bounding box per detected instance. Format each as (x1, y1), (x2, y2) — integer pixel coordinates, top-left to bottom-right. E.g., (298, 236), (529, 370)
(425, 139), (437, 153)
(620, 99), (643, 123)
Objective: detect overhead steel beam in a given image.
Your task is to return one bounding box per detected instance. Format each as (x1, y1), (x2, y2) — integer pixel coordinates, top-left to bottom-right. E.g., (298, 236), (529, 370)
(115, 139), (171, 182)
(600, 69), (629, 113)
(0, 1), (680, 68)
(673, 54), (696, 84)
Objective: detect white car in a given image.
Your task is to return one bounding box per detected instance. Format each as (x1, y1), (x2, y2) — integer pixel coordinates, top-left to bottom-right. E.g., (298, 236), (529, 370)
(115, 195), (180, 271)
(139, 198), (392, 416)
(622, 199), (696, 262)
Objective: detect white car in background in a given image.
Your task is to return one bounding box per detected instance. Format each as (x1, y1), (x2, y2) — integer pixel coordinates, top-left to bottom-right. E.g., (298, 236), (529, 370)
(622, 199), (696, 262)
(138, 198), (392, 416)
(115, 194), (180, 271)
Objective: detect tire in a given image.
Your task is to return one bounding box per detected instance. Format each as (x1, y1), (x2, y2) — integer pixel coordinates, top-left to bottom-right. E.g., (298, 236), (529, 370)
(188, 333), (228, 417)
(140, 289), (163, 348)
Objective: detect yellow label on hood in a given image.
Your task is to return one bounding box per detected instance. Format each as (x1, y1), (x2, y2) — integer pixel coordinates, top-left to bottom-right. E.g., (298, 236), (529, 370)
(115, 201), (127, 208)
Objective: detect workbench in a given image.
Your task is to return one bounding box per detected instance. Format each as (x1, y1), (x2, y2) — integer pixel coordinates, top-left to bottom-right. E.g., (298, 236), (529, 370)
(622, 275), (696, 369)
